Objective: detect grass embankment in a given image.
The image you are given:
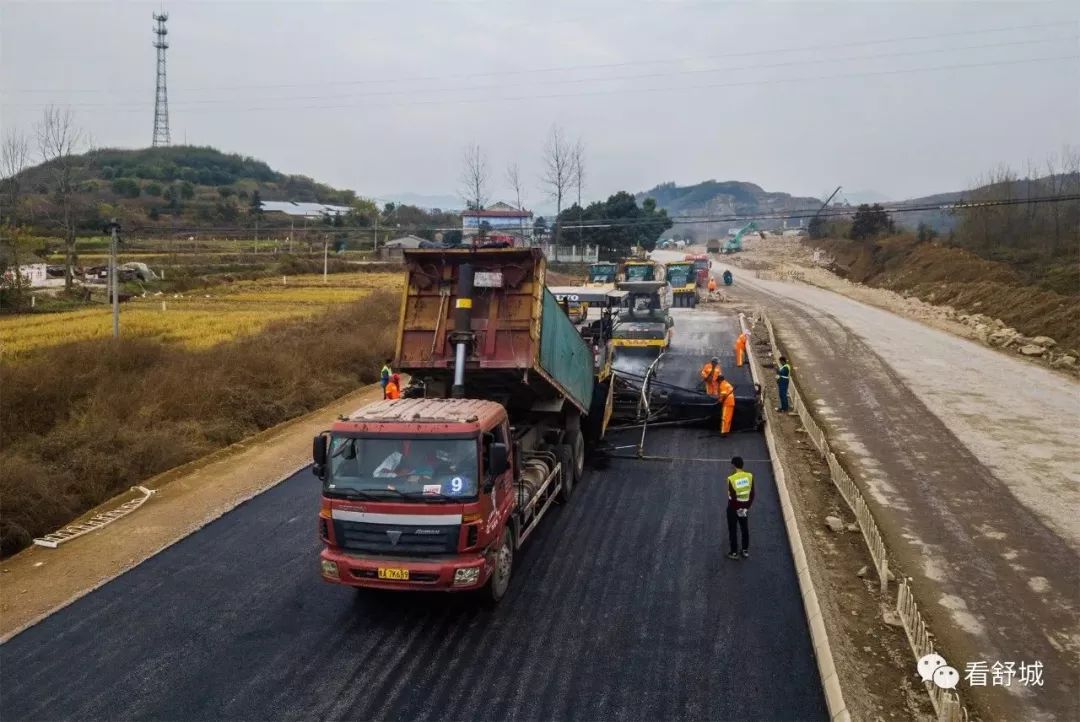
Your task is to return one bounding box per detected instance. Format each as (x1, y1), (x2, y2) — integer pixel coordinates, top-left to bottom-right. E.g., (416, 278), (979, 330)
(816, 235), (1080, 352)
(0, 284), (400, 557)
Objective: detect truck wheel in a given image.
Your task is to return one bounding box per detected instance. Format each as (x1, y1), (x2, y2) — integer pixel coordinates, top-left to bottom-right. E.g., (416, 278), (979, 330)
(571, 429), (585, 482)
(555, 443), (575, 501)
(484, 529), (514, 603)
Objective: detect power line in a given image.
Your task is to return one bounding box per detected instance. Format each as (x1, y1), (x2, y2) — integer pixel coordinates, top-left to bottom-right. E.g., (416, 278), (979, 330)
(11, 34), (1073, 111)
(90, 194), (1080, 237)
(4, 20), (1069, 95)
(17, 53), (1079, 116)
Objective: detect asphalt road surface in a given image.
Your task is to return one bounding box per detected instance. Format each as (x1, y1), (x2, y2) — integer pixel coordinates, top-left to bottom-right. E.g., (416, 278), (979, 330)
(1, 312), (825, 722)
(702, 259), (1080, 721)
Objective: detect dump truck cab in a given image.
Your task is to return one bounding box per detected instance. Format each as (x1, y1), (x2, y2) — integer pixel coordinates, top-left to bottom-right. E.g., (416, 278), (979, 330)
(316, 398), (514, 595)
(685, 254), (711, 285)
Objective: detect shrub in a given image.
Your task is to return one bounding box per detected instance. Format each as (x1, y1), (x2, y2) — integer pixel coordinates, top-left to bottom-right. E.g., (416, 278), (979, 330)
(0, 292), (398, 556)
(110, 178), (141, 199)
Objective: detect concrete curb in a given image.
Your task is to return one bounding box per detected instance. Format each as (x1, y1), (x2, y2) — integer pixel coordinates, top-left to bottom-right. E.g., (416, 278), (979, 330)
(740, 313), (850, 722)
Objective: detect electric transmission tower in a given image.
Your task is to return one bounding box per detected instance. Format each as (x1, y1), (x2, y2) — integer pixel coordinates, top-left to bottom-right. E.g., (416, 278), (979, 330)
(152, 11), (171, 147)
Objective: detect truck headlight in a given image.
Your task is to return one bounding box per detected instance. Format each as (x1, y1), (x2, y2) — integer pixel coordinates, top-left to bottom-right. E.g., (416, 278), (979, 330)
(453, 567), (480, 586)
(321, 560), (339, 578)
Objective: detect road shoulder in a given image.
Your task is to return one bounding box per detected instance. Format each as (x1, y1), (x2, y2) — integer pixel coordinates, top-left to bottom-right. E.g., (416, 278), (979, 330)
(0, 383), (384, 641)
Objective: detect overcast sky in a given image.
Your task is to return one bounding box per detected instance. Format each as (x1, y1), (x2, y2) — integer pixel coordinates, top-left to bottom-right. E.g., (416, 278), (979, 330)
(2, 1), (1077, 208)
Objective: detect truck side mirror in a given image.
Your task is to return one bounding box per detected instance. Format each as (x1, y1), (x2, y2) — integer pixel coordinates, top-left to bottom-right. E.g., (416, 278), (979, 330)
(312, 433), (329, 478)
(489, 442), (509, 477)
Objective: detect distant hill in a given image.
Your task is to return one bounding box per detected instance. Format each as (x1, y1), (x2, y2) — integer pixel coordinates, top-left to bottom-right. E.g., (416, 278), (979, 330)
(636, 180), (822, 240)
(8, 145), (361, 235)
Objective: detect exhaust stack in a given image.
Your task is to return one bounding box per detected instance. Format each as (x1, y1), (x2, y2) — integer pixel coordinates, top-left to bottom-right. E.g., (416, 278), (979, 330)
(450, 263), (475, 398)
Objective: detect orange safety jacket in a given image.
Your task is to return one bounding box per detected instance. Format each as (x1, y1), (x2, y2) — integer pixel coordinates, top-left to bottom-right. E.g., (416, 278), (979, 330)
(718, 379), (735, 405)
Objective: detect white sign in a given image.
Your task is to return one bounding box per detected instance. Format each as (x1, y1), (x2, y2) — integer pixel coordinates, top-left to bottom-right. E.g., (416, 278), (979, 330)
(474, 271), (503, 288)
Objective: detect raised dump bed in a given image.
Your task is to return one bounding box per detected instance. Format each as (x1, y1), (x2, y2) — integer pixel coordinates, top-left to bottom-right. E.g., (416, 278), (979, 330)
(397, 247), (594, 413)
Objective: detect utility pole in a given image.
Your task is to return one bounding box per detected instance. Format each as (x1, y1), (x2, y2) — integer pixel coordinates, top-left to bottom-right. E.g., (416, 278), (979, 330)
(107, 219), (121, 338)
(151, 12), (171, 147)
(323, 238), (329, 283)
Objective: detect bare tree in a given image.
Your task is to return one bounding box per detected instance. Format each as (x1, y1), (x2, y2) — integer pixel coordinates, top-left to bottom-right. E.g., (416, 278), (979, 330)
(459, 143), (489, 212)
(571, 138), (586, 246)
(1, 130), (34, 303)
(1, 129), (32, 223)
(541, 125), (574, 247)
(37, 107), (85, 289)
(505, 162), (526, 242)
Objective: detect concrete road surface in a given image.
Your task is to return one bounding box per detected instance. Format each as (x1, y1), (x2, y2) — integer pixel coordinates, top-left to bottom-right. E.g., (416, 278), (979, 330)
(1, 313), (825, 722)
(695, 255), (1080, 721)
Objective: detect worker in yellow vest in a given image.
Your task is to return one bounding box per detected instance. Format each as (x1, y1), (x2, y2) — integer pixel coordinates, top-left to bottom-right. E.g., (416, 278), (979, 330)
(726, 456), (755, 559)
(380, 358), (393, 399)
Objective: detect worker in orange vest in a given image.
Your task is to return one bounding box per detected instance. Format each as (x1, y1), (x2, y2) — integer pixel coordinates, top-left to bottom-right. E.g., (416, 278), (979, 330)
(718, 375), (736, 435)
(734, 331), (749, 367)
(700, 357), (722, 397)
(707, 276), (717, 293)
(385, 373), (402, 400)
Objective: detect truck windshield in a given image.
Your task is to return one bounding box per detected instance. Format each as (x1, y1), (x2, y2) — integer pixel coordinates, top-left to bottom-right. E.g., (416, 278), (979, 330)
(625, 264), (654, 281)
(692, 259), (709, 272)
(667, 265), (692, 286)
(326, 435), (479, 500)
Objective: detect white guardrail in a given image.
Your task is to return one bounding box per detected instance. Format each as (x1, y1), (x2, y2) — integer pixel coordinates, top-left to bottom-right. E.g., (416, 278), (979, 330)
(751, 311), (968, 722)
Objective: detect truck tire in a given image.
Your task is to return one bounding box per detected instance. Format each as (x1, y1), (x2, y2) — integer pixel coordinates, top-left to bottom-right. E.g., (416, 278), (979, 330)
(571, 429), (585, 482)
(555, 443), (575, 501)
(483, 528), (514, 604)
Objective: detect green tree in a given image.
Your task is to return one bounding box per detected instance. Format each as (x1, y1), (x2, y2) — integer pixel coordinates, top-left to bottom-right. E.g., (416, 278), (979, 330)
(557, 191), (672, 259)
(848, 203), (894, 240)
(144, 182), (163, 197)
(916, 222), (938, 242)
(179, 181), (195, 200)
(808, 215), (827, 240)
(249, 190), (263, 217)
(111, 178), (141, 198)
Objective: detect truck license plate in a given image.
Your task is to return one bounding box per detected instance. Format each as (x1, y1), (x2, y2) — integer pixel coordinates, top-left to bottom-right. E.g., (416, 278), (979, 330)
(377, 567), (409, 580)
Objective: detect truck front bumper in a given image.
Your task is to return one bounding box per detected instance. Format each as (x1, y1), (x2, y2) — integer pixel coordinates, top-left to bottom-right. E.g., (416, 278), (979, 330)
(319, 547), (491, 592)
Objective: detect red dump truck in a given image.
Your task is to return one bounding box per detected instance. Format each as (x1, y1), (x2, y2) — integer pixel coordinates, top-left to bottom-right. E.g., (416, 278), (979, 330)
(313, 248), (612, 602)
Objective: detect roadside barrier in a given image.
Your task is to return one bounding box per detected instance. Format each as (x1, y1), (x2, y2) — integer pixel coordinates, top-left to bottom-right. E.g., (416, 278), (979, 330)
(750, 311), (968, 722)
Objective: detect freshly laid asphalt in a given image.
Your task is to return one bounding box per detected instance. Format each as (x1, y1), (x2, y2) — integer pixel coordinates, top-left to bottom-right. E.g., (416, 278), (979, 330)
(1, 310), (826, 722)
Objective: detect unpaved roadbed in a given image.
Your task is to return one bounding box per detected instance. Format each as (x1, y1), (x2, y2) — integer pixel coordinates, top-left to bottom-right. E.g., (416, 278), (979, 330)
(702, 257), (1080, 721)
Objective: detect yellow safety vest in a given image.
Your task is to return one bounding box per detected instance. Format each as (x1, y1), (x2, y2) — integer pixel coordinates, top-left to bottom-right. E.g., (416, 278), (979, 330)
(728, 470), (753, 502)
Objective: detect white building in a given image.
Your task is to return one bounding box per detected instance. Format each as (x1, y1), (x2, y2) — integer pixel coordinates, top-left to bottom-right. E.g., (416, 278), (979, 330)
(461, 201), (533, 243)
(260, 201), (352, 219)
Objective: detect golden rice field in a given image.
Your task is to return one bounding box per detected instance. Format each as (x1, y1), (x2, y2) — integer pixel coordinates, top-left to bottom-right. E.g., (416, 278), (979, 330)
(0, 272), (401, 359)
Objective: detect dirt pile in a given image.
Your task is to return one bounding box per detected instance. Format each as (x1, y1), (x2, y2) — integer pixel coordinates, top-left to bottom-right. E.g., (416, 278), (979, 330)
(0, 291), (398, 556)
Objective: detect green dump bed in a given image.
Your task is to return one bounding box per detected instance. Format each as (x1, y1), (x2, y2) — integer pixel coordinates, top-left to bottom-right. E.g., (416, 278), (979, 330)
(396, 247), (594, 414)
